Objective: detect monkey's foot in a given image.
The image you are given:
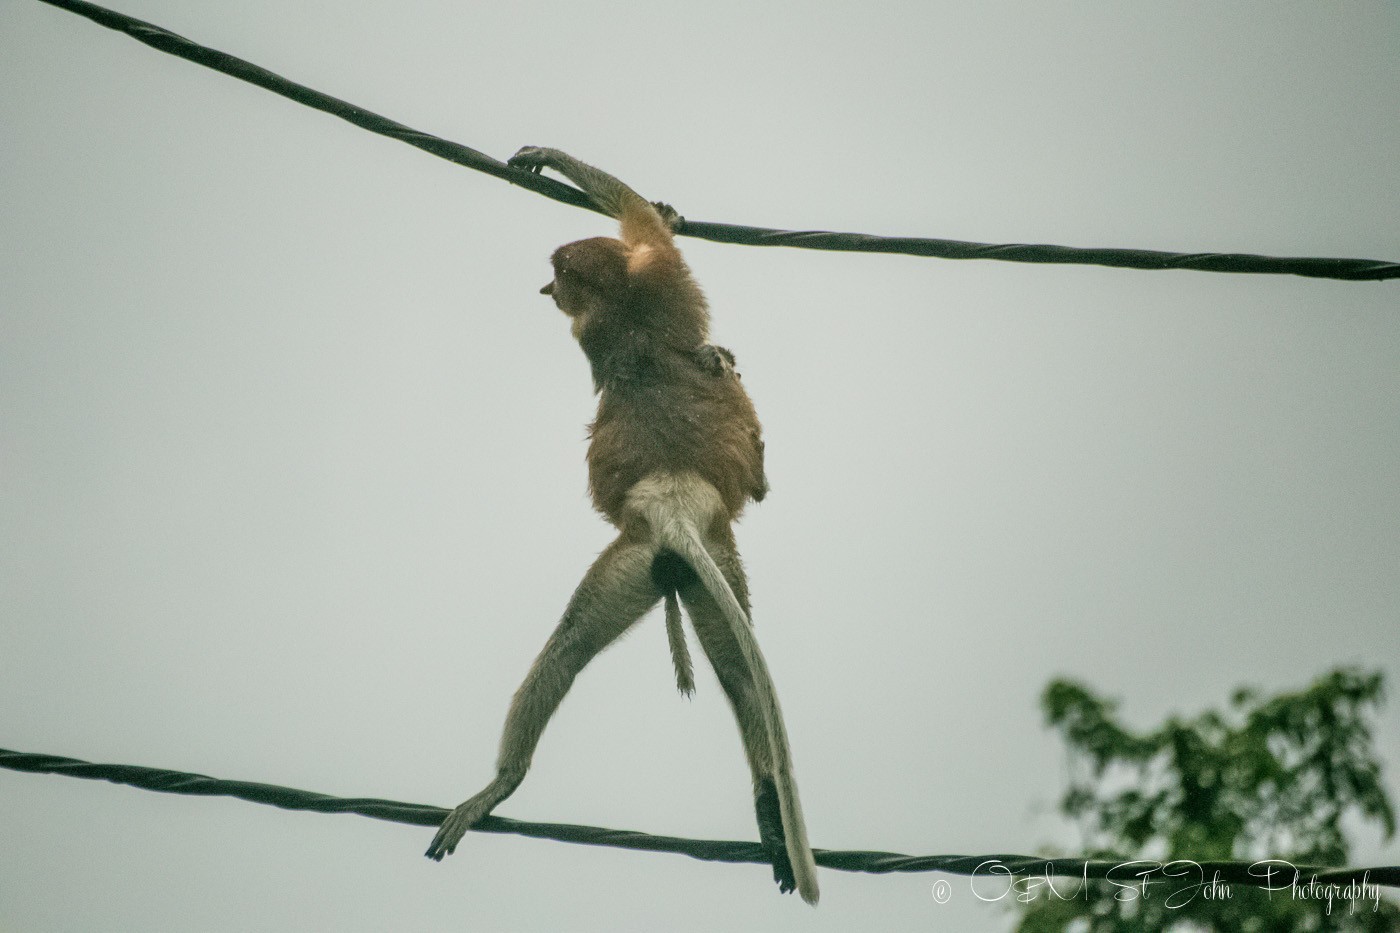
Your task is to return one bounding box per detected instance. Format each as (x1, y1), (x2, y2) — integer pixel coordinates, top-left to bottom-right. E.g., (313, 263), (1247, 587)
(425, 796), (494, 861)
(754, 779), (798, 894)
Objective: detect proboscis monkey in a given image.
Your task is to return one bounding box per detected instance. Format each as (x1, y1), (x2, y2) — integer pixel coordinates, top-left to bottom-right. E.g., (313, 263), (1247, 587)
(425, 146), (816, 904)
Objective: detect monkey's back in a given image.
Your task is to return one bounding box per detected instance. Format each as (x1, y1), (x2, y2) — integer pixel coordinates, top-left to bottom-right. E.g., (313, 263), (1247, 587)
(587, 354), (765, 528)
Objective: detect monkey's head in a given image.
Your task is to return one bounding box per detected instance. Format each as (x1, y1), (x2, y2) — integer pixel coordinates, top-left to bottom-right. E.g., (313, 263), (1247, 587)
(541, 237), (629, 333)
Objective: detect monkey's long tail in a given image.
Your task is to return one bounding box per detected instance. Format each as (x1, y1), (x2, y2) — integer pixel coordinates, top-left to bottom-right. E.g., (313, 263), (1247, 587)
(662, 521), (820, 906)
(663, 590), (696, 697)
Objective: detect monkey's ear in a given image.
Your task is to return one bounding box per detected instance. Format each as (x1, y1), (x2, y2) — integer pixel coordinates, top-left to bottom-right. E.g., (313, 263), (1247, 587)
(540, 281), (555, 295)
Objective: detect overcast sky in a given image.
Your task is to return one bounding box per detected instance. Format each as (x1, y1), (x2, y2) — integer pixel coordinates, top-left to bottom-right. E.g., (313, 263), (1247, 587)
(3, 2), (1398, 930)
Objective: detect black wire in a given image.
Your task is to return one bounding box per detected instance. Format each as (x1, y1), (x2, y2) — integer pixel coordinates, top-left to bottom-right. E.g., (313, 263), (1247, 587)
(32, 0), (1400, 282)
(4, 748), (1397, 889)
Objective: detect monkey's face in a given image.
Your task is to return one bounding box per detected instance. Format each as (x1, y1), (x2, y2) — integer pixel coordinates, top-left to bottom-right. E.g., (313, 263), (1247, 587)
(543, 237), (629, 327)
(539, 273), (594, 340)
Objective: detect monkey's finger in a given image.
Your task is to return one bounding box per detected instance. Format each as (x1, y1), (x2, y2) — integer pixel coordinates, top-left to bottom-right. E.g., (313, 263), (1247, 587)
(424, 824), (462, 860)
(506, 145), (551, 171)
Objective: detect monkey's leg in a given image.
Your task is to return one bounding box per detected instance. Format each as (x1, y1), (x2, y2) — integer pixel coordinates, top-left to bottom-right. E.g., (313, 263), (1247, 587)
(678, 580), (788, 887)
(425, 536), (662, 861)
(677, 539), (819, 904)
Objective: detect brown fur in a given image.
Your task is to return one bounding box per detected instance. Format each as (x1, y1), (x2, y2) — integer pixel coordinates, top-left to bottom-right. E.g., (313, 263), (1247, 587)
(545, 231), (766, 525)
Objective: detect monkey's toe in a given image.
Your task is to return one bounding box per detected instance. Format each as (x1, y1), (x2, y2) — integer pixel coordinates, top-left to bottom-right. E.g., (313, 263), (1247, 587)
(754, 778), (798, 894)
(425, 810), (473, 861)
(768, 844), (798, 894)
(424, 829), (457, 861)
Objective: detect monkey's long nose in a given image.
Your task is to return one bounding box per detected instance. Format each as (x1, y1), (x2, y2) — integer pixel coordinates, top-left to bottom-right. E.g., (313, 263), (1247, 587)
(539, 282), (555, 296)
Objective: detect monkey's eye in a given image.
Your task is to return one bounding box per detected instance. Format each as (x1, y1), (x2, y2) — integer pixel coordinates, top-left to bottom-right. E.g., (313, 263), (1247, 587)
(540, 281), (555, 296)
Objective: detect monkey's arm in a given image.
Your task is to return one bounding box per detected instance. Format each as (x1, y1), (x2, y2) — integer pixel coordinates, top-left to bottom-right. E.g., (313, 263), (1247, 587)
(508, 146), (676, 255)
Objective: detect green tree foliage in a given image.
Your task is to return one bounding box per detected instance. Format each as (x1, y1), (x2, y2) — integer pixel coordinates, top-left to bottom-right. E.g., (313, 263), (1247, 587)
(1016, 668), (1397, 932)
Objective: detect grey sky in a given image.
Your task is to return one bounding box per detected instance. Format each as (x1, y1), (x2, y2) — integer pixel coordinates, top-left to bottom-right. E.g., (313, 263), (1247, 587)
(2, 2), (1397, 930)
